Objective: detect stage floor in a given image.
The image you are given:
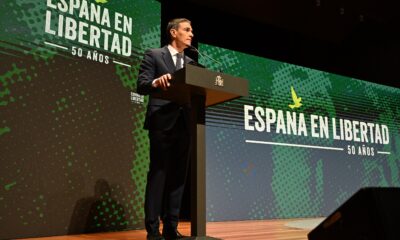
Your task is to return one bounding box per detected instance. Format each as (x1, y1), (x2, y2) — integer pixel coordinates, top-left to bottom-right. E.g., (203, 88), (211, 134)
(22, 218), (322, 240)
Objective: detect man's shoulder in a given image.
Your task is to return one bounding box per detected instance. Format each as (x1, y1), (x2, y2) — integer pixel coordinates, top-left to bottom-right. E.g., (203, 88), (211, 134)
(145, 46), (168, 55)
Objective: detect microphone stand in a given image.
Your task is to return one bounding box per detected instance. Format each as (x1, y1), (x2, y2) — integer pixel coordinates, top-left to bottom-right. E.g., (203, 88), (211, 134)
(187, 45), (224, 73)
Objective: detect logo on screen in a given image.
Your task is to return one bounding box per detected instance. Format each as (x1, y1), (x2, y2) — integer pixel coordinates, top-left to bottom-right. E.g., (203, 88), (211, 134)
(288, 86), (302, 109)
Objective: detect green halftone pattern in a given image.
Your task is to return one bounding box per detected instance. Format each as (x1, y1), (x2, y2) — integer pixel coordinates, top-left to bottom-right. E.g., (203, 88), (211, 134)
(361, 159), (389, 186)
(31, 195), (46, 220)
(334, 189), (351, 206)
(0, 63), (29, 107)
(200, 45), (304, 220)
(140, 25), (161, 51)
(53, 97), (70, 113)
(385, 135), (400, 185)
(202, 41), (400, 220)
(64, 145), (78, 178)
(199, 44), (278, 83)
(16, 195), (46, 226)
(129, 125), (149, 224)
(268, 64), (335, 218)
(270, 140), (320, 217)
(0, 1), (46, 44)
(315, 159), (324, 204)
(126, 0), (161, 48)
(130, 1), (160, 223)
(46, 56), (142, 232)
(15, 0), (47, 40)
(0, 4), (15, 41)
(207, 203), (215, 222)
(28, 47), (58, 63)
(112, 0), (160, 226)
(1, 56), (148, 235)
(115, 61), (150, 224)
(199, 46), (242, 74)
(212, 129), (235, 201)
(1, 59), (40, 230)
(201, 43), (398, 221)
(268, 64), (336, 120)
(205, 127), (239, 220)
(1, 0), (162, 237)
(87, 187), (129, 231)
(97, 0), (161, 226)
(331, 74), (400, 191)
(248, 196), (269, 220)
(115, 66), (136, 91)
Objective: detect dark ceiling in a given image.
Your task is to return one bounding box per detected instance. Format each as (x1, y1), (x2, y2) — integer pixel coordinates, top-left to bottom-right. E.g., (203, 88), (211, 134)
(161, 0), (400, 88)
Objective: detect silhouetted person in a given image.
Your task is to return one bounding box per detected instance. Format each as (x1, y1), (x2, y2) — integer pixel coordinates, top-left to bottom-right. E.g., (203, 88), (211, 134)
(68, 179), (126, 234)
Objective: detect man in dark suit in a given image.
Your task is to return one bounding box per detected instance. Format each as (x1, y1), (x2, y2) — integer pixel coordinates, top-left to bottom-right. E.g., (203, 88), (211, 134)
(136, 18), (194, 240)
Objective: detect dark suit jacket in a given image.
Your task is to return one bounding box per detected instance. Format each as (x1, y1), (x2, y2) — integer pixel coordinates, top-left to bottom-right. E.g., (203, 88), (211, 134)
(137, 46), (194, 131)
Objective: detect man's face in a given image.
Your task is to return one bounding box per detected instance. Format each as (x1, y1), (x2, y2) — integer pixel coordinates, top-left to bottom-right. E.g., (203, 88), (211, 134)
(172, 21), (193, 48)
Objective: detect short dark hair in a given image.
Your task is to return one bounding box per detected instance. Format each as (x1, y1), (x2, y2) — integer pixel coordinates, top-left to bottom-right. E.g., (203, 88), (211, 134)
(166, 18), (191, 43)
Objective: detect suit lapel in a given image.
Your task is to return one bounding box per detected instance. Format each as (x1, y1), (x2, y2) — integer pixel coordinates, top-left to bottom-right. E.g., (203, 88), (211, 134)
(161, 46), (175, 72)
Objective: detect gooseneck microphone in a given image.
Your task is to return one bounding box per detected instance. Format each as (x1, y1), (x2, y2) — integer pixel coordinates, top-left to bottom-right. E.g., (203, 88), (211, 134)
(186, 45), (224, 72)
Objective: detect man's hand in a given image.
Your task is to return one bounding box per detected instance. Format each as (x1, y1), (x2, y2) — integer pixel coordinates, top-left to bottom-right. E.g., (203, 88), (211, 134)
(152, 73), (172, 90)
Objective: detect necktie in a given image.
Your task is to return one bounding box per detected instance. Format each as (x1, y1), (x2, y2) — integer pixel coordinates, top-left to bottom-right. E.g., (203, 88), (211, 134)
(176, 53), (183, 70)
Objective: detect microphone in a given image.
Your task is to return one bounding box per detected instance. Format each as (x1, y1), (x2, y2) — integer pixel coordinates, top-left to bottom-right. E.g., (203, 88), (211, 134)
(186, 45), (224, 72)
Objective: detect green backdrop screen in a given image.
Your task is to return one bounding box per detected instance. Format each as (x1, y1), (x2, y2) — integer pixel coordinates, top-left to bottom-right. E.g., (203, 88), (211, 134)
(200, 43), (400, 221)
(0, 0), (159, 238)
(1, 1), (400, 239)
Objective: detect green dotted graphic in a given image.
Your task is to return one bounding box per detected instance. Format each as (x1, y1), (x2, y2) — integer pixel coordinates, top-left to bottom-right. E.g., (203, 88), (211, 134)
(269, 64), (335, 218)
(0, 64), (29, 107)
(203, 43), (400, 221)
(1, 0), (161, 239)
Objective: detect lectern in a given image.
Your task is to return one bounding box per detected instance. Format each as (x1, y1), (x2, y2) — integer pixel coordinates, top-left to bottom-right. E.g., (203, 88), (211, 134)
(152, 63), (248, 238)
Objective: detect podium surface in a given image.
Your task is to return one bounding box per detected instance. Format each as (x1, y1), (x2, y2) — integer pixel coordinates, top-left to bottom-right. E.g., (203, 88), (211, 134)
(152, 63), (248, 106)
